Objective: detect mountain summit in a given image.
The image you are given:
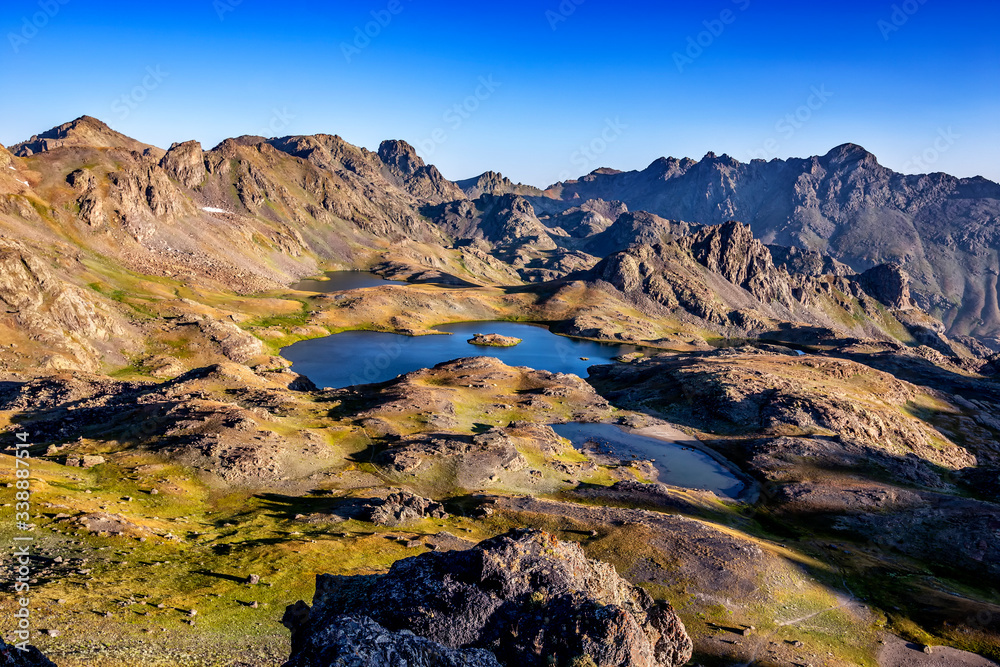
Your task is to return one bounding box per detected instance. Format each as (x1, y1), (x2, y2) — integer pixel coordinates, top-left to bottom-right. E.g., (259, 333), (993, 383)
(12, 115), (164, 157)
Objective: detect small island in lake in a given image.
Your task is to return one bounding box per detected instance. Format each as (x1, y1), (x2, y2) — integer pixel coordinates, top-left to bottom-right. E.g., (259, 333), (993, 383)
(468, 332), (523, 347)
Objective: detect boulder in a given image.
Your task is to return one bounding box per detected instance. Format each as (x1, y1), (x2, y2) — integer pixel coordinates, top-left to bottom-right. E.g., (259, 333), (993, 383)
(283, 614), (501, 667)
(284, 529), (692, 667)
(365, 490), (448, 527)
(0, 636), (57, 666)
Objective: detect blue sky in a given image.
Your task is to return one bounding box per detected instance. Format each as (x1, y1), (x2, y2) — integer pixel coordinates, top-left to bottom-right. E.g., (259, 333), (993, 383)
(1, 0), (998, 186)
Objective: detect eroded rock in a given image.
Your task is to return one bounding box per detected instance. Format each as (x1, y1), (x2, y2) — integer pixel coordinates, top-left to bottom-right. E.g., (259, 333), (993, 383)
(286, 529), (693, 667)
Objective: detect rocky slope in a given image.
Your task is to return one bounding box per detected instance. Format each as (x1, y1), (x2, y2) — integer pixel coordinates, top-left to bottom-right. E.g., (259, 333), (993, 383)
(588, 220), (953, 348)
(284, 529), (693, 667)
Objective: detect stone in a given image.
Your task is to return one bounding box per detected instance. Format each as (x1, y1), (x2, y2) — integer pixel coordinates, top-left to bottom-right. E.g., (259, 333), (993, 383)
(284, 615), (502, 667)
(285, 529), (692, 667)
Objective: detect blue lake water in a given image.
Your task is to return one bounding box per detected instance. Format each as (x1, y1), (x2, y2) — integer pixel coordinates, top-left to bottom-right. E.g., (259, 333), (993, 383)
(292, 271), (405, 292)
(282, 321), (645, 389)
(551, 422), (745, 499)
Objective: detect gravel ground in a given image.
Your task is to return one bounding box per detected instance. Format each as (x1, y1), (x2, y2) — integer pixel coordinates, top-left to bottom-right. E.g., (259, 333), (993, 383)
(879, 635), (999, 667)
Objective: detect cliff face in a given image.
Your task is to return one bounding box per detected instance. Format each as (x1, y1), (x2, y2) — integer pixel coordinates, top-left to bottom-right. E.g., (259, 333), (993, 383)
(680, 220), (794, 307)
(857, 263), (916, 310)
(591, 220), (935, 341)
(284, 529), (693, 667)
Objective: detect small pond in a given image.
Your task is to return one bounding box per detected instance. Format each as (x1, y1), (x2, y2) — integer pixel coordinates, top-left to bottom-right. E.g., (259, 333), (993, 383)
(292, 271), (405, 292)
(551, 422), (745, 499)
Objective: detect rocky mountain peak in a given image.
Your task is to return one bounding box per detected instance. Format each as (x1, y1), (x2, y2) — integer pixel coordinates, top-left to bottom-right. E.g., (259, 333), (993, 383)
(681, 220), (792, 305)
(456, 170), (515, 198)
(378, 139), (425, 176)
(160, 140), (206, 189)
(823, 142), (878, 166)
(12, 115), (164, 158)
(643, 156), (696, 180)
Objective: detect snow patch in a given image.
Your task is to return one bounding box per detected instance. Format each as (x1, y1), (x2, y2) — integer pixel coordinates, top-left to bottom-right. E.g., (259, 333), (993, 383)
(201, 207), (230, 214)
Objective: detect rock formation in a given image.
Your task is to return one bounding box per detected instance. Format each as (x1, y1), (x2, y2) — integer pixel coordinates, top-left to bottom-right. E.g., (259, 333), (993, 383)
(0, 637), (57, 667)
(160, 140), (207, 188)
(283, 614), (502, 667)
(283, 529), (693, 667)
(365, 490), (448, 526)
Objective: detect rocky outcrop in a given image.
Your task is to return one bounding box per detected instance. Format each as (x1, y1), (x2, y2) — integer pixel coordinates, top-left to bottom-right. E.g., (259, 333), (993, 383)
(856, 263), (915, 310)
(284, 529), (693, 667)
(283, 614), (502, 667)
(544, 199), (628, 239)
(377, 139), (465, 202)
(377, 431), (528, 487)
(0, 636), (57, 666)
(192, 317), (265, 363)
(365, 490), (448, 526)
(584, 211), (697, 255)
(454, 171), (544, 199)
(456, 170), (517, 198)
(680, 220), (794, 307)
(475, 194), (558, 255)
(768, 244), (854, 277)
(0, 240), (130, 370)
(468, 333), (522, 347)
(593, 242), (734, 325)
(160, 140), (207, 188)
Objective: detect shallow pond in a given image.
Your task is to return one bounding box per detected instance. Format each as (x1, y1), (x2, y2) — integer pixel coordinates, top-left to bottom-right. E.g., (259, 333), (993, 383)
(281, 321), (645, 389)
(292, 271), (405, 292)
(551, 422), (745, 499)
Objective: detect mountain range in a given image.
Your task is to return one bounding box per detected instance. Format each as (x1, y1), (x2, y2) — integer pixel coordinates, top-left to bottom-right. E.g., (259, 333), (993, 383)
(10, 116), (998, 341)
(0, 115), (997, 378)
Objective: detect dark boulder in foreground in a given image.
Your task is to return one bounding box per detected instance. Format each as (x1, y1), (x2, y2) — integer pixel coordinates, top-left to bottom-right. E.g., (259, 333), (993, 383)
(0, 637), (57, 667)
(285, 614), (502, 667)
(283, 528), (693, 667)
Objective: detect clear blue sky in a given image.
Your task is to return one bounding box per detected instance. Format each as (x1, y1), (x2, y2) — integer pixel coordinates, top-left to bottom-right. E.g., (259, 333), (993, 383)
(1, 0), (998, 186)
